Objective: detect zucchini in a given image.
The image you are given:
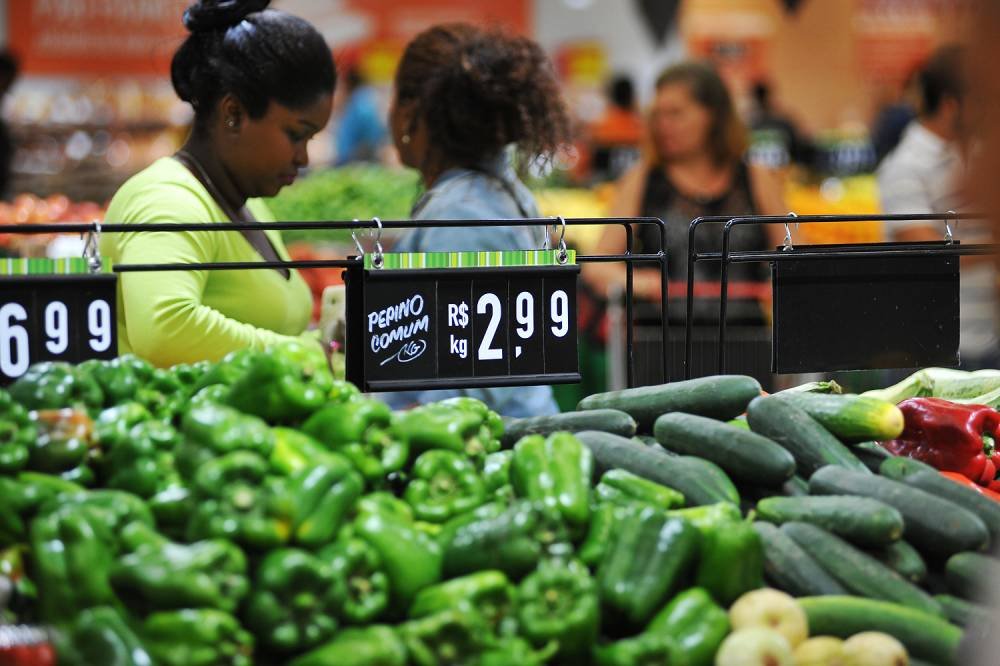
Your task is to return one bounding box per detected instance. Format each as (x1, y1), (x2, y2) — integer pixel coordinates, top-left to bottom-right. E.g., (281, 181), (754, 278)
(809, 466), (990, 557)
(752, 521), (846, 597)
(577, 375), (761, 431)
(879, 456), (1000, 544)
(870, 540), (927, 584)
(574, 430), (739, 506)
(500, 409), (636, 447)
(775, 393), (904, 442)
(653, 413), (795, 487)
(775, 380), (843, 395)
(756, 496), (903, 547)
(746, 396), (869, 478)
(782, 522), (942, 616)
(945, 551), (1000, 601)
(853, 441), (894, 473)
(934, 594), (992, 628)
(798, 596), (963, 664)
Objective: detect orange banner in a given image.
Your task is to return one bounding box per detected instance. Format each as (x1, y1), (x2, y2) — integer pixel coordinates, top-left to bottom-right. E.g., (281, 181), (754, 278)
(9, 0), (189, 77)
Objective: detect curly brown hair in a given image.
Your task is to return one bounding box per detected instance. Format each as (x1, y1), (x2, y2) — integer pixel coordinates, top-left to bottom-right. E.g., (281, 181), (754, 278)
(394, 23), (570, 169)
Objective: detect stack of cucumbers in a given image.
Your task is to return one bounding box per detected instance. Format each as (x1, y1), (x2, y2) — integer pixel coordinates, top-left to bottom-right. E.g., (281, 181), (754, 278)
(503, 374), (1000, 665)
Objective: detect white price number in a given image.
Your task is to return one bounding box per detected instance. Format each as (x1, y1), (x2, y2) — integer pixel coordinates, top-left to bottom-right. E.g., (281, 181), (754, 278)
(476, 292), (504, 361)
(0, 303), (29, 377)
(550, 289), (569, 338)
(515, 292), (534, 339)
(45, 301), (69, 354)
(88, 299), (112, 352)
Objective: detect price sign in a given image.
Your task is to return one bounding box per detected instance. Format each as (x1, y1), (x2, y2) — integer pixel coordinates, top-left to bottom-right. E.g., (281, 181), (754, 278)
(345, 263), (580, 392)
(0, 275), (118, 385)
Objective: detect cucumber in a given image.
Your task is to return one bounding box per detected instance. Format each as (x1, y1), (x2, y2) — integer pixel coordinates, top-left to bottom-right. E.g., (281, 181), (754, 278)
(782, 522), (942, 616)
(934, 594), (992, 627)
(932, 374), (1000, 399)
(752, 521), (847, 597)
(879, 456), (1000, 544)
(782, 475), (809, 497)
(577, 375), (761, 431)
(798, 596), (963, 664)
(853, 441), (895, 473)
(870, 540), (927, 584)
(809, 466), (990, 557)
(501, 409), (636, 447)
(746, 396), (869, 478)
(775, 393), (904, 442)
(756, 496), (904, 547)
(574, 430), (739, 506)
(653, 413), (795, 487)
(945, 551), (1000, 601)
(776, 380), (843, 395)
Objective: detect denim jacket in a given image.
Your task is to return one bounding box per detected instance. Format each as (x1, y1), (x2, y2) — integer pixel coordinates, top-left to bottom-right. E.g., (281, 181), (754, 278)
(377, 154), (559, 417)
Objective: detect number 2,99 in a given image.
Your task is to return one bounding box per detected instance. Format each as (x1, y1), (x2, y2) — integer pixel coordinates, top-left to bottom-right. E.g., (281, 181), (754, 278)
(476, 289), (569, 362)
(0, 299), (113, 377)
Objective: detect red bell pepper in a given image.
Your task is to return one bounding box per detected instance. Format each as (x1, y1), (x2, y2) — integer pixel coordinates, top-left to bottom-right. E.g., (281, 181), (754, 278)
(940, 471), (1000, 502)
(881, 398), (1000, 485)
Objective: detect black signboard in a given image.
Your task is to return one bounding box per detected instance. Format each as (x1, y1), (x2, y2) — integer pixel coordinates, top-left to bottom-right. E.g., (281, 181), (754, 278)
(0, 274), (118, 385)
(771, 242), (959, 373)
(346, 265), (580, 392)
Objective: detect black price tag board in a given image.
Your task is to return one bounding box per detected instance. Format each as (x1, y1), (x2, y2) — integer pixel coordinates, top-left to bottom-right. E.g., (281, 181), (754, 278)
(346, 265), (580, 392)
(0, 274), (118, 385)
(771, 242), (959, 373)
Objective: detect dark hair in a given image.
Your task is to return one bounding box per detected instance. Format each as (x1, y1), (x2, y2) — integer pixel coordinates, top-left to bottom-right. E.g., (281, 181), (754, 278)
(654, 61), (747, 167)
(751, 81), (771, 108)
(920, 45), (965, 116)
(0, 51), (19, 86)
(395, 23), (570, 169)
(609, 75), (635, 110)
(172, 0), (335, 127)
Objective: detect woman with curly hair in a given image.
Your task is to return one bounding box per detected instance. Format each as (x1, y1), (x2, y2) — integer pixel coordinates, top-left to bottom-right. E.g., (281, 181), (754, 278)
(382, 23), (571, 415)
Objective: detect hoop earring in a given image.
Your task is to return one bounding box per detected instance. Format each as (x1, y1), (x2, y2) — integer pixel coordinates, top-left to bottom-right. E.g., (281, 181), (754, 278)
(226, 118), (237, 129)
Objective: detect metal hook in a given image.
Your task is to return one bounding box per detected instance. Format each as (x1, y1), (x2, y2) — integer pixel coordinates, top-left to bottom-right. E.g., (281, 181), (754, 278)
(83, 220), (102, 273)
(371, 217), (384, 269)
(350, 218), (364, 256)
(944, 209), (957, 244)
(555, 216), (568, 264)
(782, 212), (798, 252)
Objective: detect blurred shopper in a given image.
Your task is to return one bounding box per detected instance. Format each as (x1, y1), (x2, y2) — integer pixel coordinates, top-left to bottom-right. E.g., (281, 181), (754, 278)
(878, 45), (998, 369)
(380, 23), (571, 416)
(588, 75), (644, 182)
(0, 51), (20, 200)
(747, 80), (812, 169)
(587, 61), (785, 316)
(333, 67), (388, 165)
(871, 68), (919, 164)
(102, 0), (335, 366)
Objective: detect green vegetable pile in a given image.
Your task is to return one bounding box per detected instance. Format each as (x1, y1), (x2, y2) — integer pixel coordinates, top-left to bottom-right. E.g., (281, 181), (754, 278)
(0, 352), (989, 665)
(265, 167), (420, 245)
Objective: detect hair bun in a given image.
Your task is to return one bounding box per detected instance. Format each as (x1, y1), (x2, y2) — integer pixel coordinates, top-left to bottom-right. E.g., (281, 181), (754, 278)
(183, 0), (270, 33)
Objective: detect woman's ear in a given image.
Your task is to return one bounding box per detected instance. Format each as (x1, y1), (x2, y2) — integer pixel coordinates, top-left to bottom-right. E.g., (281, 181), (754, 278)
(219, 93), (246, 133)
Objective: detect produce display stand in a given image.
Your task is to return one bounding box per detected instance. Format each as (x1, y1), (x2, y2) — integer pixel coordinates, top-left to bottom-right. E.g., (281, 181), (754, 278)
(684, 212), (990, 378)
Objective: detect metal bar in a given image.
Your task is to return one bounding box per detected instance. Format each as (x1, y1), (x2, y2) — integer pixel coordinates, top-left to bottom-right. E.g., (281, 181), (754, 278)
(625, 224), (635, 388)
(657, 219), (669, 383)
(365, 372), (582, 391)
(114, 259), (361, 272)
(684, 216), (732, 379)
(718, 219), (737, 373)
(726, 245), (999, 263)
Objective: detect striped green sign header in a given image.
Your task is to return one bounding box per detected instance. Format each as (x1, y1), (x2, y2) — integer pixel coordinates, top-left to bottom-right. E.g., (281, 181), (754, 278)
(364, 249), (576, 270)
(0, 257), (112, 276)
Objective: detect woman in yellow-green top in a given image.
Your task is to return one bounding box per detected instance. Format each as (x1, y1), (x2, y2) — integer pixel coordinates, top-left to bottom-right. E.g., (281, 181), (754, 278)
(101, 0), (335, 367)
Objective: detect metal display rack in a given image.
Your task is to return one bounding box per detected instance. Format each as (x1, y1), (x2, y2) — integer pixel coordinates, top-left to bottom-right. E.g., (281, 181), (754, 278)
(684, 212), (994, 377)
(0, 216), (670, 389)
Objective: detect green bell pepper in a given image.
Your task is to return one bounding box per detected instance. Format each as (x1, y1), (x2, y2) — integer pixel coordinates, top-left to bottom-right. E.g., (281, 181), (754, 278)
(175, 403), (274, 481)
(356, 491), (414, 521)
(147, 484), (195, 541)
(518, 558), (600, 662)
(401, 608), (490, 666)
(0, 389), (35, 474)
(646, 587), (730, 666)
(59, 606), (153, 666)
(227, 339), (334, 423)
(694, 518), (764, 606)
(596, 469), (685, 511)
(244, 548), (340, 654)
(102, 420), (181, 499)
(409, 570), (516, 636)
(27, 408), (93, 473)
(110, 537), (249, 614)
(48, 489), (155, 544)
(354, 505), (442, 609)
(189, 383), (232, 409)
(93, 402), (152, 451)
(286, 457), (363, 548)
(270, 427), (339, 475)
(594, 633), (685, 666)
(481, 638), (558, 666)
(435, 397), (504, 439)
(168, 361), (207, 396)
(667, 502), (742, 529)
(321, 535), (390, 624)
(186, 451), (292, 550)
(30, 505), (117, 623)
(10, 361), (103, 411)
(303, 398), (408, 484)
(141, 608), (253, 666)
(329, 379), (362, 404)
(511, 432), (593, 528)
(440, 500), (570, 579)
(392, 403), (501, 463)
(404, 449), (487, 522)
(289, 626), (407, 666)
(482, 450), (512, 493)
(598, 508), (700, 627)
(192, 348), (256, 392)
(84, 355), (155, 406)
(0, 472), (83, 546)
(578, 501), (632, 568)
